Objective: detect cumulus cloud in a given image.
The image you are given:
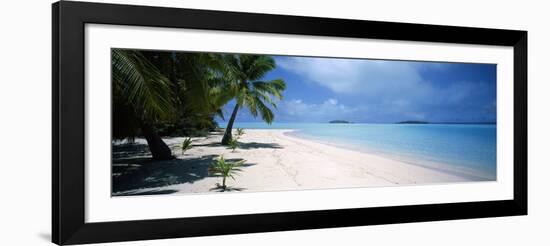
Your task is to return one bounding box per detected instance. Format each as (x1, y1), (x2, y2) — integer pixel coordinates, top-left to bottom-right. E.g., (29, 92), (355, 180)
(276, 56), (495, 122)
(277, 57), (425, 97)
(279, 98), (361, 122)
(218, 57), (495, 123)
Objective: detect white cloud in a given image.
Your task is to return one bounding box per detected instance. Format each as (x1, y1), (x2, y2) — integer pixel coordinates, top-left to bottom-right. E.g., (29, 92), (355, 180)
(276, 57), (496, 122)
(326, 98), (338, 105)
(279, 98), (361, 122)
(277, 57), (425, 97)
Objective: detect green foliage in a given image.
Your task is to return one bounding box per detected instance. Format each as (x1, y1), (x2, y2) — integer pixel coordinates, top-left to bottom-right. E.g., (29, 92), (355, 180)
(208, 155), (245, 191)
(228, 138), (240, 152)
(224, 55), (286, 125)
(111, 50), (285, 151)
(219, 55), (286, 144)
(111, 49), (178, 158)
(180, 138), (193, 155)
(236, 128), (245, 138)
(156, 114), (218, 137)
(112, 49), (176, 123)
(112, 50), (229, 141)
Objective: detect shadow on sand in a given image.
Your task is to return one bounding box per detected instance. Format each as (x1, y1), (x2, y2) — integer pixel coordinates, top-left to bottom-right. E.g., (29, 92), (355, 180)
(209, 184), (246, 192)
(239, 142), (282, 149)
(117, 189), (181, 196)
(112, 143), (151, 159)
(191, 141), (282, 150)
(112, 143), (255, 195)
(192, 142), (223, 147)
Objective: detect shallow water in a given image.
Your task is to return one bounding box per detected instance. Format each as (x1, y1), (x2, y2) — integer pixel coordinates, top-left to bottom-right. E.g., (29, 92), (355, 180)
(223, 122), (496, 180)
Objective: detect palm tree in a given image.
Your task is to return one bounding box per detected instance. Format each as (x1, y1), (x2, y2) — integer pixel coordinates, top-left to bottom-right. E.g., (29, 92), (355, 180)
(142, 52), (220, 115)
(180, 138), (193, 155)
(113, 50), (229, 160)
(218, 55), (286, 145)
(145, 52), (231, 135)
(112, 49), (176, 160)
(208, 155), (245, 191)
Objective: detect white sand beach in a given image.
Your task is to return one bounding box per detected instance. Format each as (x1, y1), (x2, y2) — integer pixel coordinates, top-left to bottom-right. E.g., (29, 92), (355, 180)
(112, 129), (475, 196)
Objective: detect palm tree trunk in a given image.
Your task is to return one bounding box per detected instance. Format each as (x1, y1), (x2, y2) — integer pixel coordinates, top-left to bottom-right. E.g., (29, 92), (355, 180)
(221, 103), (239, 145)
(140, 121), (173, 160)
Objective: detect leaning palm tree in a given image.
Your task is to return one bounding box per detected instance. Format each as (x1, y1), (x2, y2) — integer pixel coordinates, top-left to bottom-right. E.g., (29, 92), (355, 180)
(218, 55), (286, 145)
(112, 49), (176, 160)
(114, 50), (230, 159)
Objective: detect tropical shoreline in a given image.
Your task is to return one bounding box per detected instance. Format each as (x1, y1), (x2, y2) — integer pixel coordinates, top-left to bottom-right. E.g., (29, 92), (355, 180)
(283, 130), (495, 181)
(112, 129), (488, 196)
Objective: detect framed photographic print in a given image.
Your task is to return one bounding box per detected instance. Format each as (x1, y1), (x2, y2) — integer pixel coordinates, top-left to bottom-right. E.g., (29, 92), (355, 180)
(52, 1), (527, 245)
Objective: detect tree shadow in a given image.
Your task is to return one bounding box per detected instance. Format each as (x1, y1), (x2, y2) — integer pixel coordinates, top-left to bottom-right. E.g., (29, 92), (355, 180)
(239, 142), (283, 149)
(112, 153), (256, 196)
(118, 189), (180, 196)
(192, 142), (223, 147)
(209, 184), (247, 192)
(112, 139), (259, 196)
(112, 154), (218, 194)
(112, 142), (151, 159)
(112, 155), (220, 194)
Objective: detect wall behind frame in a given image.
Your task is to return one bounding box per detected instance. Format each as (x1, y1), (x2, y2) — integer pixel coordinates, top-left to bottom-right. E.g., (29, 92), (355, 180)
(0, 0), (546, 245)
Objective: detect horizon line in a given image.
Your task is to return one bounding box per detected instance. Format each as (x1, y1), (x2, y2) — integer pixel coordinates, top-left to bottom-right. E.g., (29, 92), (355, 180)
(218, 121), (497, 124)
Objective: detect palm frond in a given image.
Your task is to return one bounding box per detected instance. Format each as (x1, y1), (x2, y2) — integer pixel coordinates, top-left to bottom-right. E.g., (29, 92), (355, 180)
(208, 155), (245, 190)
(219, 54), (286, 145)
(112, 49), (176, 122)
(245, 55), (276, 80)
(223, 55), (247, 81)
(180, 137), (193, 155)
(244, 93), (258, 117)
(254, 97), (275, 124)
(252, 79), (286, 99)
(174, 53), (214, 114)
(209, 83), (238, 109)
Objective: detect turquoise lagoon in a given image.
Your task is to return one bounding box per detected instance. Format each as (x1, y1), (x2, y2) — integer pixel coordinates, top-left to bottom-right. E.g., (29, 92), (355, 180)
(222, 122), (497, 180)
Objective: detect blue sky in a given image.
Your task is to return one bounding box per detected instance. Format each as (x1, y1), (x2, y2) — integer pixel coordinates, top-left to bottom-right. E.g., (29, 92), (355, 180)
(218, 55), (496, 124)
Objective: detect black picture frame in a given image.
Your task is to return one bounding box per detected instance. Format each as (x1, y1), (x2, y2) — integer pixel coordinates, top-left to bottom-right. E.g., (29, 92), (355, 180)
(52, 1), (527, 245)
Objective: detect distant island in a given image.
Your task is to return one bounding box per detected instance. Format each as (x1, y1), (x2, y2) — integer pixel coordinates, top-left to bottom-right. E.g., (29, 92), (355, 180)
(397, 120), (429, 124)
(329, 120), (352, 124)
(396, 121), (496, 124)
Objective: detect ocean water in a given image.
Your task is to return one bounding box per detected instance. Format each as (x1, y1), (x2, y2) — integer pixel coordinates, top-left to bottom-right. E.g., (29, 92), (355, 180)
(223, 122), (497, 180)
